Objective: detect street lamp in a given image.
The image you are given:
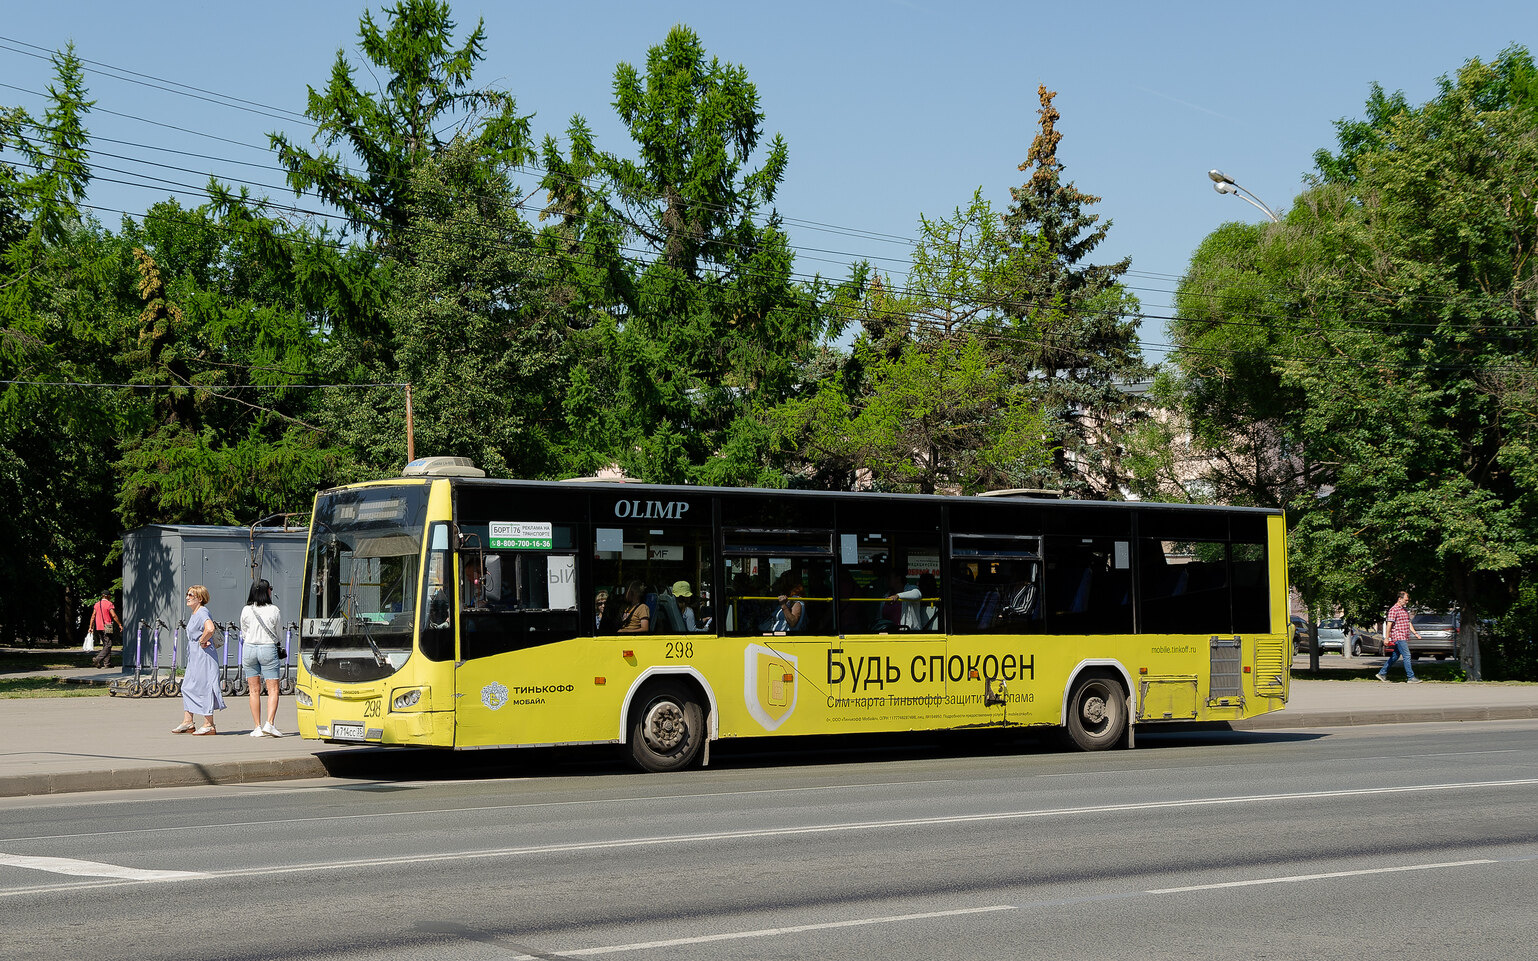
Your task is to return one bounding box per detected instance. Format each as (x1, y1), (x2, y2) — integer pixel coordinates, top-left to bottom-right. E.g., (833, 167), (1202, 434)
(1208, 169), (1280, 223)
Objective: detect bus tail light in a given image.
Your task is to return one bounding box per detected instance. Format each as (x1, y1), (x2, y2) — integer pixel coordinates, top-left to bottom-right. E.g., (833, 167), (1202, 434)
(595, 676), (607, 685)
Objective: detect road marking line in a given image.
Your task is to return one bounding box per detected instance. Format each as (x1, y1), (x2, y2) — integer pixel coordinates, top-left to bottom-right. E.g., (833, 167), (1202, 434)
(2, 780), (961, 844)
(200, 776), (1538, 881)
(4, 778), (1536, 895)
(507, 859), (1532, 957)
(502, 906), (1019, 959)
(0, 853), (208, 881)
(1147, 859), (1496, 894)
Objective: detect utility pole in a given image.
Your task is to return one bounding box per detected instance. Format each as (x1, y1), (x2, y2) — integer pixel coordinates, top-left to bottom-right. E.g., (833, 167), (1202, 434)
(405, 383), (415, 463)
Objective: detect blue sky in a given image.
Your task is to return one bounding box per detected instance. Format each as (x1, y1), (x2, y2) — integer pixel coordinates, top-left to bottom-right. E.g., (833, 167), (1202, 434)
(4, 1), (1535, 356)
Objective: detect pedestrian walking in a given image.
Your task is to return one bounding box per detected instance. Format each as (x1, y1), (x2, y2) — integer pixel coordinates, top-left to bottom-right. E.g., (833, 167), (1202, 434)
(240, 579), (284, 737)
(172, 585), (226, 734)
(88, 593), (122, 668)
(1377, 590), (1423, 683)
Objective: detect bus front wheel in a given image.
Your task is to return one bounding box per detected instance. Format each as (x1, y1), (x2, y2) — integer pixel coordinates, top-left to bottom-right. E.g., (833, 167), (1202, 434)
(628, 681), (705, 773)
(1064, 675), (1127, 751)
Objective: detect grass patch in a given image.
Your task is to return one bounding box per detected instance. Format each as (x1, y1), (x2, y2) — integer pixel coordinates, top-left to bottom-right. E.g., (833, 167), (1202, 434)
(0, 676), (109, 698)
(1291, 658), (1514, 683)
(0, 650), (100, 673)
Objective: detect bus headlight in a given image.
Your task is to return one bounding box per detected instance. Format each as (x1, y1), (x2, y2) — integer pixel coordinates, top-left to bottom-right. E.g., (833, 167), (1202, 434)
(391, 687), (427, 711)
(295, 687), (314, 708)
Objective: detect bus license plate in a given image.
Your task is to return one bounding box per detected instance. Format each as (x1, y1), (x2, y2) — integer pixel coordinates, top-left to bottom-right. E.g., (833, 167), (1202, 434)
(332, 722), (365, 741)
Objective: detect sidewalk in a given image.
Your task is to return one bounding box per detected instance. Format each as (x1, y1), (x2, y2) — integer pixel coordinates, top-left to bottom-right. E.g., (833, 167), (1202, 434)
(0, 666), (380, 798)
(3, 666), (1538, 797)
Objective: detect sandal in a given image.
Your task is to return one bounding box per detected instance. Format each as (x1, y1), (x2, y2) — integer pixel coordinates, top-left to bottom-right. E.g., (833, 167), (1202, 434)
(191, 726), (217, 736)
(171, 722), (195, 734)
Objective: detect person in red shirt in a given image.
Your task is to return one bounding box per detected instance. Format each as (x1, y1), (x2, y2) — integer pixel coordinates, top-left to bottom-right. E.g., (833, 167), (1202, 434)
(89, 593), (123, 669)
(1376, 590), (1423, 683)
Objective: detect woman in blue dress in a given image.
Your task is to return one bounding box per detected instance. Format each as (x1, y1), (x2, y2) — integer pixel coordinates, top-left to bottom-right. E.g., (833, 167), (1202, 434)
(172, 584), (225, 735)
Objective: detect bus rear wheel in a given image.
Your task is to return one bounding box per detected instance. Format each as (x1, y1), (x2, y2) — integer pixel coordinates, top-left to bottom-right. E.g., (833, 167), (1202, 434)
(628, 681), (704, 773)
(1065, 674), (1127, 751)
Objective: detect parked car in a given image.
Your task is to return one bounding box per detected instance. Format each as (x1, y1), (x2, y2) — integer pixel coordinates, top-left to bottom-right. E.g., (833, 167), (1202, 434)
(1316, 618), (1349, 655)
(1410, 612), (1459, 659)
(1350, 625), (1386, 657)
(1349, 612), (1459, 659)
(1293, 616), (1349, 656)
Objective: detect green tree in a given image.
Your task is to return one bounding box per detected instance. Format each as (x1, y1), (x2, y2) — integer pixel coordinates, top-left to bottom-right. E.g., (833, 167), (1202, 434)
(767, 190), (1051, 493)
(996, 86), (1148, 498)
(0, 45), (115, 643)
(268, 0), (555, 475)
(112, 202), (344, 529)
(766, 333), (1049, 494)
(267, 0), (532, 371)
(1168, 46), (1538, 679)
(542, 26), (848, 485)
(338, 138), (572, 478)
(269, 0), (533, 252)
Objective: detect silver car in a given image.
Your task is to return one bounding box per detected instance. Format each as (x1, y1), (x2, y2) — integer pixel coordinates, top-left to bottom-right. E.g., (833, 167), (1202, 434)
(1294, 617), (1349, 656)
(1410, 613), (1458, 659)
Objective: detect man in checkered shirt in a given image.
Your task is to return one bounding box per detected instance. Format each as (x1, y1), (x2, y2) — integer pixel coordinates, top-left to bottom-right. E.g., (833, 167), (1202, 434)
(1376, 590), (1423, 683)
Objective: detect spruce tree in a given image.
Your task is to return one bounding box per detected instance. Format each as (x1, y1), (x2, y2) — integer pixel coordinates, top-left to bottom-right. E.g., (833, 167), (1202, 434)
(997, 86), (1147, 497)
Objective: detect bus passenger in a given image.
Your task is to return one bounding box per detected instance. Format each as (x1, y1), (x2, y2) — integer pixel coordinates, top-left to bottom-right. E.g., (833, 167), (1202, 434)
(594, 590), (609, 631)
(671, 580), (706, 631)
(881, 569), (923, 632)
(764, 573), (806, 632)
(617, 581), (651, 633)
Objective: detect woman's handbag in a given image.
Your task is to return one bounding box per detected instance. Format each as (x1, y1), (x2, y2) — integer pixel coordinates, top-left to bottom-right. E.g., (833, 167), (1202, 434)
(258, 616), (286, 660)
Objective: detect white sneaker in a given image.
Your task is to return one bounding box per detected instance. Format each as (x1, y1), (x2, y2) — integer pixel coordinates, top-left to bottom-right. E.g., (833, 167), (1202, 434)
(261, 722), (283, 737)
(249, 728), (266, 738)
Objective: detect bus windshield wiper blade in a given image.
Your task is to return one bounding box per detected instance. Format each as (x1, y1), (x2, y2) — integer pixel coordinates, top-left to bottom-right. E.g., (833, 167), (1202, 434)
(359, 623), (390, 668)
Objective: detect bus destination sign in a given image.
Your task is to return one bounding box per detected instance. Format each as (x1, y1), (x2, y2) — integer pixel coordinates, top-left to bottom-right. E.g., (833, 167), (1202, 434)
(489, 521), (553, 550)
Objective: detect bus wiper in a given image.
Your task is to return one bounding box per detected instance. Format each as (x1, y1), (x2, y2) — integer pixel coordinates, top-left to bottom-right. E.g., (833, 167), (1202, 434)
(358, 622), (390, 668)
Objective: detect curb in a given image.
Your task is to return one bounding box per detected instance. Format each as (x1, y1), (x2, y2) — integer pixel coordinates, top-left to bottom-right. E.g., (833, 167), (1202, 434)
(1232, 705), (1538, 730)
(0, 755), (329, 799)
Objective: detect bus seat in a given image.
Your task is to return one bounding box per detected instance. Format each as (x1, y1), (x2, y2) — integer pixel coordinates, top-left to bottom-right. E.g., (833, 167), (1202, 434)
(1070, 569), (1093, 613)
(653, 593), (685, 633)
(976, 590), (1000, 629)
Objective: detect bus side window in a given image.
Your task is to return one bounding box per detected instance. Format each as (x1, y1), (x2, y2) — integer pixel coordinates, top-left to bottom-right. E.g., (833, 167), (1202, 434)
(948, 534), (1043, 635)
(1043, 536), (1132, 635)
(591, 524), (714, 636)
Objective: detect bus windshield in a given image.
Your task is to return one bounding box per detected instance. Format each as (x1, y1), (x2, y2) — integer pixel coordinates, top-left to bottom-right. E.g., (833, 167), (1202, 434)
(303, 484), (428, 683)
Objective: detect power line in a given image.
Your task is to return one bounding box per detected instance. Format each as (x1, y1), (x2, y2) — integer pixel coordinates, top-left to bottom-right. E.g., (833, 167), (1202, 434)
(0, 35), (314, 126)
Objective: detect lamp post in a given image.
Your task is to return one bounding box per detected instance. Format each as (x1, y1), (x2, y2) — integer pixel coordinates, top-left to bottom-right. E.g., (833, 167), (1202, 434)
(1208, 169), (1280, 223)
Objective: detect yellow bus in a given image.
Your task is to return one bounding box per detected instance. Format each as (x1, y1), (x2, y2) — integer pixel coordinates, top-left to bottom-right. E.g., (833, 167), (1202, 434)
(296, 458), (1289, 771)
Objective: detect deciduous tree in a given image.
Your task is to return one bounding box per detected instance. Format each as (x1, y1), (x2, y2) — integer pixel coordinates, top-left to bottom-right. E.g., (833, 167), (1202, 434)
(1168, 46), (1538, 678)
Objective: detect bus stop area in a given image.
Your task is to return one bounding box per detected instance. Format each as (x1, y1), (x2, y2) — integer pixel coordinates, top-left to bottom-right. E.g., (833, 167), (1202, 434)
(3, 664), (1538, 798)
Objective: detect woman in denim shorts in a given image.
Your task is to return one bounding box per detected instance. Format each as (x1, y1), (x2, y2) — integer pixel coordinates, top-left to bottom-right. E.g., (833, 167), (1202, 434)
(240, 579), (285, 737)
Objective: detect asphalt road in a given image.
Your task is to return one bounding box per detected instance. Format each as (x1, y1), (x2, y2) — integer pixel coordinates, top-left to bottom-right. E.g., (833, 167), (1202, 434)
(2, 720), (1536, 961)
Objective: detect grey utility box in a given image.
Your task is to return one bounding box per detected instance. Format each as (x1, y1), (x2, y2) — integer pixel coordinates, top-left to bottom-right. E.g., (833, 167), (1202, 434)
(120, 524), (308, 671)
